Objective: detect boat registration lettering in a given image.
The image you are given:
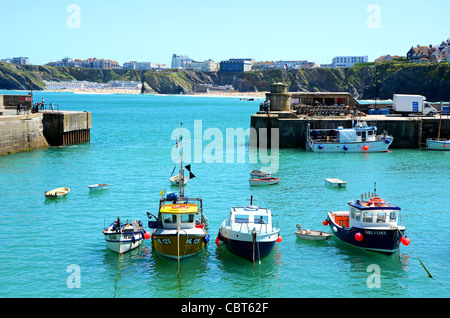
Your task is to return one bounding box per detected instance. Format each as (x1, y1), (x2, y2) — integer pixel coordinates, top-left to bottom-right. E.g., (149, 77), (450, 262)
(157, 238), (172, 245)
(365, 230), (387, 235)
(186, 238), (201, 244)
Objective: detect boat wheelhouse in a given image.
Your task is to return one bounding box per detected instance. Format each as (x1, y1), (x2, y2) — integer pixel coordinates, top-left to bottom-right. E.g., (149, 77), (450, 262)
(306, 121), (393, 152)
(326, 192), (406, 254)
(149, 194), (209, 260)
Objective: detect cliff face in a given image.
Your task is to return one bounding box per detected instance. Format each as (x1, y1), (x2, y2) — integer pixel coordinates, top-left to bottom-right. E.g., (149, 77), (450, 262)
(1, 62), (449, 102)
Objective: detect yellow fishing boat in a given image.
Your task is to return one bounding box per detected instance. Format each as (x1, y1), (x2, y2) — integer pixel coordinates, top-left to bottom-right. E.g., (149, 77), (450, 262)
(148, 122), (209, 260)
(148, 196), (209, 259)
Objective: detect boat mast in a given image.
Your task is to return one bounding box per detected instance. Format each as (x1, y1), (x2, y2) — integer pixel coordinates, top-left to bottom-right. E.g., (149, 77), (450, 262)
(438, 111), (442, 141)
(178, 122), (184, 198)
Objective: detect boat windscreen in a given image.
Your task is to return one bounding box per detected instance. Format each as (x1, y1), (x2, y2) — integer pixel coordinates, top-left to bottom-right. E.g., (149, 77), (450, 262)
(338, 130), (357, 142)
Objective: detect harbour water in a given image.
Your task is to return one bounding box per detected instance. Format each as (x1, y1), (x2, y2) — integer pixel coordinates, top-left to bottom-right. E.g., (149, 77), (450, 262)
(0, 91), (449, 298)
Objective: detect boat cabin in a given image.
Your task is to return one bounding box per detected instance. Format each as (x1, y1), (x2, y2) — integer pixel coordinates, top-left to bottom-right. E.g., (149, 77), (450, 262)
(226, 206), (274, 233)
(336, 123), (378, 143)
(330, 197), (402, 229)
(159, 204), (199, 229)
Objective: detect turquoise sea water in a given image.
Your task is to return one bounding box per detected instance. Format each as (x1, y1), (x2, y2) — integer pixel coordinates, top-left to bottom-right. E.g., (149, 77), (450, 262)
(0, 91), (449, 299)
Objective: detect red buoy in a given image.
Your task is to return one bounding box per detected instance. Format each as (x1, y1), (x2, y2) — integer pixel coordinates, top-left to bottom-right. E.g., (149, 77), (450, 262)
(355, 232), (363, 241)
(401, 236), (410, 246)
(323, 220), (329, 226)
(144, 231), (151, 240)
(276, 236), (283, 243)
(362, 145), (369, 151)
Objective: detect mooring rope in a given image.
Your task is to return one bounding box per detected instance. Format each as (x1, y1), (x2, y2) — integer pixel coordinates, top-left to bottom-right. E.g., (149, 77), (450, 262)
(113, 251), (121, 297)
(397, 228), (433, 278)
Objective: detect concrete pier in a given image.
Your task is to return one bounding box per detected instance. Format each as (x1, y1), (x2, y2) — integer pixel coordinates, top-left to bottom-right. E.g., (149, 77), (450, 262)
(252, 83), (450, 149)
(250, 112), (450, 149)
(0, 110), (92, 156)
(43, 111), (91, 146)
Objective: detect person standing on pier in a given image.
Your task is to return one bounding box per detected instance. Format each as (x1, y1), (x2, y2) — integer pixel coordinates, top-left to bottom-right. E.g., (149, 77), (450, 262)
(41, 97), (45, 110)
(17, 102), (22, 115)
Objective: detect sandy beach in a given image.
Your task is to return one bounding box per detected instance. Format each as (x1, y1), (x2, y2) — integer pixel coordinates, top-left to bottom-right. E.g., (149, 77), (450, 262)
(45, 87), (268, 98)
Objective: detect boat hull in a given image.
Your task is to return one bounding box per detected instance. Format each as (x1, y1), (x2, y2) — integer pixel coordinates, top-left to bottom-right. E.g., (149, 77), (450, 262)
(151, 229), (208, 259)
(426, 139), (449, 150)
(104, 232), (143, 254)
(219, 229), (278, 261)
(327, 215), (405, 254)
(249, 177), (280, 186)
(310, 139), (392, 152)
(45, 187), (70, 198)
(170, 175), (188, 186)
(89, 184), (110, 191)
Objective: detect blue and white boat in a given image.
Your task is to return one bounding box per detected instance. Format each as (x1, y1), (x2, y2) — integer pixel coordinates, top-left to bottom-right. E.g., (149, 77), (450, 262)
(306, 121), (393, 152)
(217, 198), (281, 262)
(103, 217), (148, 254)
(325, 189), (406, 254)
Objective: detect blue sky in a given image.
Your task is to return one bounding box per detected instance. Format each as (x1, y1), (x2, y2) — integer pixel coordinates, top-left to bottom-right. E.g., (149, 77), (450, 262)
(0, 0), (448, 66)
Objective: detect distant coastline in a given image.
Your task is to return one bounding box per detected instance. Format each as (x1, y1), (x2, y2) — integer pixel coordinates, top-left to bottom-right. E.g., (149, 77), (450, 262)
(43, 87), (267, 98)
(1, 62), (449, 101)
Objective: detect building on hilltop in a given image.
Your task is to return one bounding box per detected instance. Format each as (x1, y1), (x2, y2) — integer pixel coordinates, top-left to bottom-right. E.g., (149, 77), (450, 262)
(1, 57), (30, 65)
(172, 54), (193, 69)
(81, 58), (121, 69)
(219, 58), (253, 72)
(331, 56), (368, 68)
(182, 59), (219, 72)
(374, 54), (402, 62)
(123, 61), (168, 70)
(406, 44), (444, 63)
(253, 60), (318, 70)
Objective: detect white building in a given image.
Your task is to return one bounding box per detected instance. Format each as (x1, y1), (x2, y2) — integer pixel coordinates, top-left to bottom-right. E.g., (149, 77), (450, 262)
(172, 54), (193, 68)
(332, 56), (368, 68)
(183, 59), (219, 71)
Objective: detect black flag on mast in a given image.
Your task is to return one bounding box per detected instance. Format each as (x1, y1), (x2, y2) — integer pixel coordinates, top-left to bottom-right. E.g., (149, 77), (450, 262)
(185, 164), (196, 179)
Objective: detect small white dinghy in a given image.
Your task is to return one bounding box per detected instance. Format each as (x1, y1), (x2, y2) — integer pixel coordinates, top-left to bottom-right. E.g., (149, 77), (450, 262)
(295, 224), (332, 241)
(103, 217), (149, 254)
(45, 187), (70, 198)
(249, 170), (271, 178)
(249, 177), (280, 186)
(170, 174), (188, 186)
(88, 183), (110, 192)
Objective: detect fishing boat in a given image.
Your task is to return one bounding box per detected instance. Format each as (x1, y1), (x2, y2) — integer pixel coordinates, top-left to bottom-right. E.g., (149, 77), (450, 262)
(88, 183), (110, 192)
(426, 139), (449, 150)
(324, 184), (406, 254)
(295, 224), (332, 241)
(147, 123), (209, 260)
(102, 217), (148, 254)
(44, 187), (70, 198)
(249, 177), (280, 186)
(216, 196), (281, 262)
(306, 121), (393, 152)
(249, 169), (271, 178)
(170, 174), (188, 186)
(426, 112), (449, 150)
